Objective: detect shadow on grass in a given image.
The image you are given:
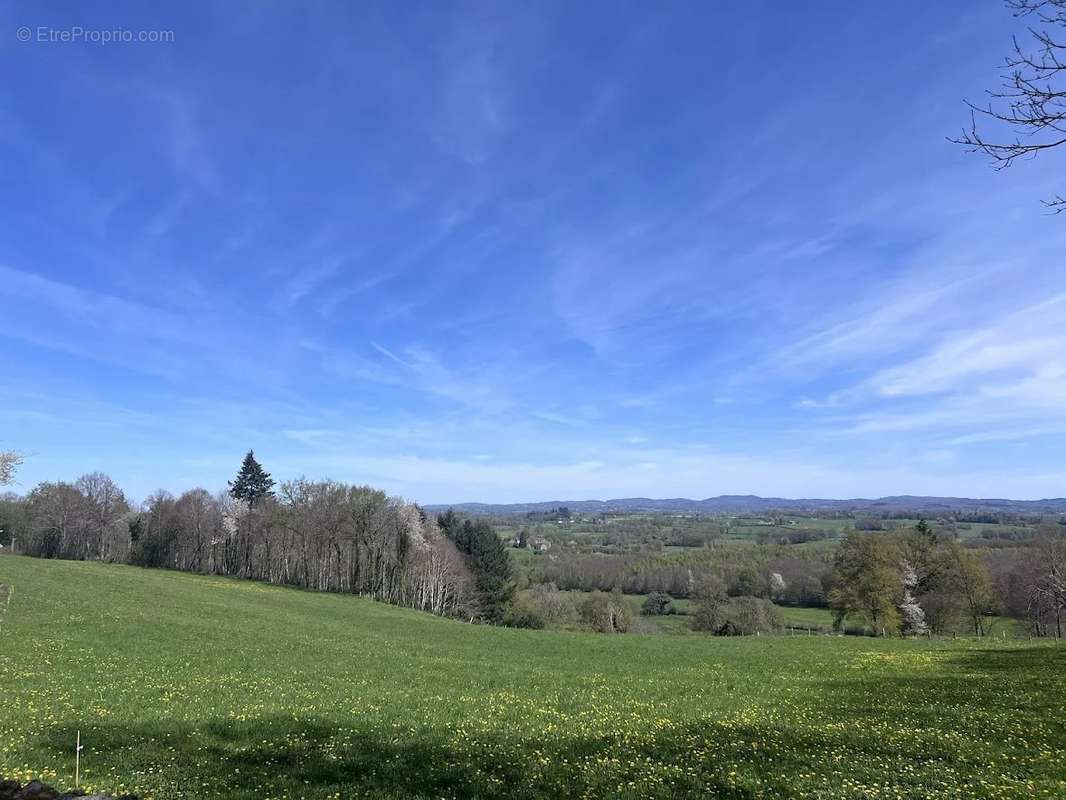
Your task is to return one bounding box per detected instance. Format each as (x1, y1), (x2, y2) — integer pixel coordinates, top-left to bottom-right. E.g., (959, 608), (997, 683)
(868, 644), (1066, 713)
(33, 646), (1066, 800)
(950, 643), (1066, 672)
(814, 643), (1066, 775)
(38, 716), (773, 800)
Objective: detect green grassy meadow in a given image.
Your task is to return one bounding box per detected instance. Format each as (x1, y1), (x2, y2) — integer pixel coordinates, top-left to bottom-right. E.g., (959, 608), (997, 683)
(1, 555), (1064, 799)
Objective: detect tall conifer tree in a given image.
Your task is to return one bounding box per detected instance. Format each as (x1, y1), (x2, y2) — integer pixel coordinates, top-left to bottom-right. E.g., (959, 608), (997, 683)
(229, 450), (275, 507)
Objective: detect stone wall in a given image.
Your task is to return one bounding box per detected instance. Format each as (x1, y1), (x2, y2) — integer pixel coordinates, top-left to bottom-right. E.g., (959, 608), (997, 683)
(0, 777), (138, 800)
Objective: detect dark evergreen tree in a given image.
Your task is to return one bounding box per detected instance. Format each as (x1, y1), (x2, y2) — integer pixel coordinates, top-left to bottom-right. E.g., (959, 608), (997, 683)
(437, 510), (513, 621)
(228, 450), (275, 507)
(437, 509), (461, 540)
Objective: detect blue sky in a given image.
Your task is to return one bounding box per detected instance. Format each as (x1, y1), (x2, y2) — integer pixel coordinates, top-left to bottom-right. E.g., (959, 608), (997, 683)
(2, 1), (1065, 504)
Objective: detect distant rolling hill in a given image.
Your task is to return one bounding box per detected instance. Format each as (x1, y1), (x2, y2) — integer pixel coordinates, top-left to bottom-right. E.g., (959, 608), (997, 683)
(424, 494), (1066, 516)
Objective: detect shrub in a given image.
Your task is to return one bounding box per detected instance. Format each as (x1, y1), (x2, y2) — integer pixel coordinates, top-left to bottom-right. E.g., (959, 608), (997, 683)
(580, 590), (633, 633)
(527, 583), (578, 627)
(641, 591), (675, 616)
(502, 595), (546, 629)
(690, 594), (728, 633)
(691, 596), (782, 636)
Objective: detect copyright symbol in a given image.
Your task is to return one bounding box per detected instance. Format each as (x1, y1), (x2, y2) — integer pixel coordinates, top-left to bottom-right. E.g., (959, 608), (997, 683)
(16, 26), (31, 42)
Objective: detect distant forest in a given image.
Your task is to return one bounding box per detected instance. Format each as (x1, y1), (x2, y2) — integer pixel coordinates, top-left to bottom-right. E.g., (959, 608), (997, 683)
(1, 449), (1064, 637)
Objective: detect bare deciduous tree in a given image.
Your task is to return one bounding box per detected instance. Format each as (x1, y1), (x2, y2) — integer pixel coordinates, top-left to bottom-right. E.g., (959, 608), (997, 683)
(0, 451), (23, 486)
(118, 478), (472, 617)
(952, 0), (1066, 211)
(22, 475), (130, 562)
(25, 481), (84, 559)
(75, 472), (130, 562)
(1028, 534), (1066, 637)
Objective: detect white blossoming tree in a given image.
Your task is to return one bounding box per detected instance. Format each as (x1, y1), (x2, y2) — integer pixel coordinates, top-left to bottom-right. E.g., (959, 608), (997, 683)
(898, 560), (929, 636)
(768, 571), (786, 602)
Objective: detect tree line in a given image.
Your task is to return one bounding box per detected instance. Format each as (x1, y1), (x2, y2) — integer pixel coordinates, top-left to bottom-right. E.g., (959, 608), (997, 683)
(0, 452), (519, 622)
(534, 545), (831, 607)
(828, 521), (1066, 637)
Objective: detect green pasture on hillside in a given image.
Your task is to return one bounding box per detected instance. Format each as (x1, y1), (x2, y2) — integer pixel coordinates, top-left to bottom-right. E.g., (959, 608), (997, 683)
(0, 555), (1063, 799)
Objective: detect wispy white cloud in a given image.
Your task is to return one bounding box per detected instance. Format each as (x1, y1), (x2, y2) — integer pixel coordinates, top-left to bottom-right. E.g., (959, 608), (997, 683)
(803, 292), (1066, 445)
(285, 253), (354, 306)
(778, 272), (984, 371)
(0, 265), (290, 391)
(531, 410), (586, 427)
(316, 340), (513, 416)
(431, 4), (519, 165)
(867, 294), (1066, 400)
(0, 264), (203, 346)
(156, 89), (222, 194)
(267, 447), (1066, 505)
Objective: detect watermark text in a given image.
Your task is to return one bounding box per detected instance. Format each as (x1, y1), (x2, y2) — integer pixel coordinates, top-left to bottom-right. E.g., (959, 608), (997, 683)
(17, 26), (175, 44)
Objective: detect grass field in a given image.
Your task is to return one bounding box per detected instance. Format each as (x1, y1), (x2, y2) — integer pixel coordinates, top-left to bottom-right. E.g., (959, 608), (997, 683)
(777, 605), (835, 628)
(1, 556), (1064, 799)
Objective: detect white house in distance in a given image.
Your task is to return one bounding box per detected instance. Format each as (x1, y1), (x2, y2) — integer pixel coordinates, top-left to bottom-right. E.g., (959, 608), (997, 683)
(509, 533), (552, 552)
